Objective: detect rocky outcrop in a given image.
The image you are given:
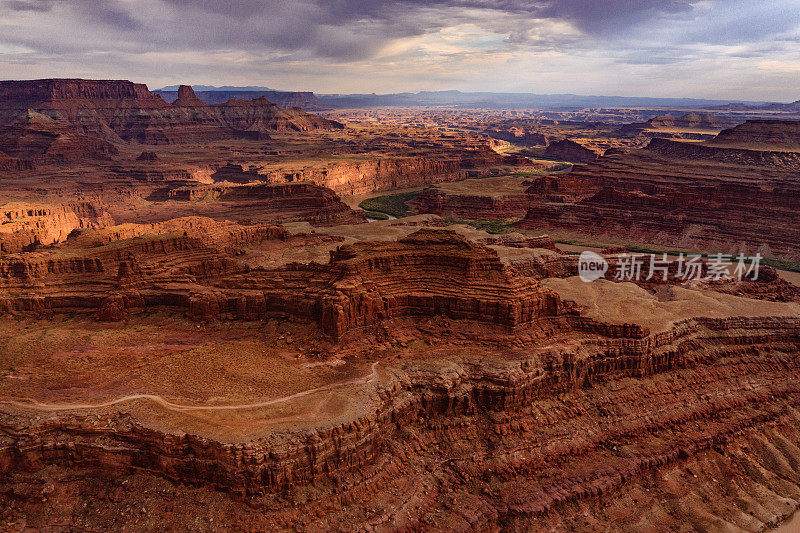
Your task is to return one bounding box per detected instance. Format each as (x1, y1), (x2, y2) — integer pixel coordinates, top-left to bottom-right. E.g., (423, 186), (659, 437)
(135, 151), (158, 161)
(710, 119), (800, 151)
(618, 112), (734, 136)
(0, 227), (569, 339)
(202, 154), (489, 196)
(317, 229), (566, 337)
(155, 88), (329, 110)
(4, 221), (792, 343)
(413, 185), (530, 219)
(172, 85), (207, 107)
(76, 216), (290, 251)
(516, 132), (800, 258)
(0, 109), (118, 163)
(113, 150), (496, 196)
(644, 137), (800, 169)
(147, 181), (366, 226)
(0, 201), (112, 253)
(480, 233), (562, 253)
(0, 150), (34, 172)
(307, 157), (468, 196)
(544, 139), (602, 163)
(2, 315), (800, 531)
(184, 229), (571, 339)
(0, 79), (158, 110)
(485, 128), (548, 146)
(649, 112), (732, 129)
(0, 79), (343, 149)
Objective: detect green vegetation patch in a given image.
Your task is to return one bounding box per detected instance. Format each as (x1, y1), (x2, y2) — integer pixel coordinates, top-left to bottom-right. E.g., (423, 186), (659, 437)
(763, 258), (800, 273)
(553, 238), (800, 273)
(359, 190), (423, 218)
(446, 218), (516, 235)
(363, 210), (390, 220)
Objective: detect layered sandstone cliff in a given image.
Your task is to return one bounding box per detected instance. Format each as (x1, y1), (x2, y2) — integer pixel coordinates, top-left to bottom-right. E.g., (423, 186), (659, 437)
(711, 119), (800, 150)
(155, 88), (328, 110)
(412, 185), (530, 219)
(0, 201), (112, 253)
(0, 109), (118, 163)
(0, 226), (569, 339)
(0, 150), (33, 172)
(2, 311), (800, 531)
(0, 80), (343, 151)
(0, 218), (799, 530)
(515, 120), (800, 258)
(145, 181), (366, 226)
(544, 139), (602, 163)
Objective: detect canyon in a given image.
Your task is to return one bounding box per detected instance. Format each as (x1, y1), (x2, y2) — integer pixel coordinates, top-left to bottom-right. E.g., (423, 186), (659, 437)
(2, 219), (800, 530)
(0, 78), (800, 532)
(0, 80), (342, 150)
(514, 120), (800, 259)
(403, 118), (800, 261)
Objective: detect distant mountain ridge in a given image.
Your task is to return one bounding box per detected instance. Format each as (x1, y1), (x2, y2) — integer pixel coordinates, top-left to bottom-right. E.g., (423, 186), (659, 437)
(709, 100), (800, 112)
(153, 85), (783, 110)
(155, 88), (327, 111)
(315, 91), (773, 110)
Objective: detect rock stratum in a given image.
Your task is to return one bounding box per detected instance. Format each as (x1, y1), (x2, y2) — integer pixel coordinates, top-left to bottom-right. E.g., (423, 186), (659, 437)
(544, 138), (603, 163)
(1, 89), (800, 531)
(0, 80), (342, 156)
(0, 219), (800, 531)
(710, 119), (800, 151)
(144, 181), (366, 226)
(0, 226), (567, 339)
(512, 119), (800, 259)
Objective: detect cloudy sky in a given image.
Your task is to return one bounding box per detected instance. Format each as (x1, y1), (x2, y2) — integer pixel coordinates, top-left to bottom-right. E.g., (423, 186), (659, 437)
(0, 0), (798, 100)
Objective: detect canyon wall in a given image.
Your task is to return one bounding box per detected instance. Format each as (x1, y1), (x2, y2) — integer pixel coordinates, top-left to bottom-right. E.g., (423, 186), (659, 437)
(515, 120), (800, 258)
(0, 227), (568, 339)
(2, 315), (800, 530)
(0, 80), (343, 153)
(544, 139), (602, 163)
(145, 181), (366, 226)
(711, 119), (800, 150)
(308, 157), (468, 196)
(0, 201), (112, 253)
(155, 88), (328, 110)
(413, 186), (530, 219)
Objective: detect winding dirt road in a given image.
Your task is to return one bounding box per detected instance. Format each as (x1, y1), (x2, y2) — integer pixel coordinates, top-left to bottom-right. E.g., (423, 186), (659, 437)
(0, 362), (380, 413)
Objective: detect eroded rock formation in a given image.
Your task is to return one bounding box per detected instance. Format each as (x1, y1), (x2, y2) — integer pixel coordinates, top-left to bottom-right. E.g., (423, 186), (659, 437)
(515, 120), (800, 259)
(0, 79), (343, 150)
(413, 185), (530, 219)
(145, 181), (366, 226)
(1, 95), (800, 531)
(2, 308), (800, 530)
(0, 201), (112, 252)
(0, 109), (118, 163)
(0, 216), (799, 530)
(712, 119), (800, 150)
(544, 139), (602, 163)
(155, 87), (329, 110)
(0, 227), (568, 340)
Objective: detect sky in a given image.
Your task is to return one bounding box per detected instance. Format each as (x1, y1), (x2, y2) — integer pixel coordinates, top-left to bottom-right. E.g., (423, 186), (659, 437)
(0, 0), (798, 101)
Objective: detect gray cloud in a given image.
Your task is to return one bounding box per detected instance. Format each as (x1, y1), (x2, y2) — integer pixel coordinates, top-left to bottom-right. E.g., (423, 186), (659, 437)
(0, 0), (782, 59)
(0, 0), (797, 100)
(4, 0), (55, 11)
(2, 0), (710, 57)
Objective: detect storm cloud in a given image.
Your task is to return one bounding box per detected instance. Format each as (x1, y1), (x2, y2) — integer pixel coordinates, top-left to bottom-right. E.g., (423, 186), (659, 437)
(0, 0), (798, 100)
